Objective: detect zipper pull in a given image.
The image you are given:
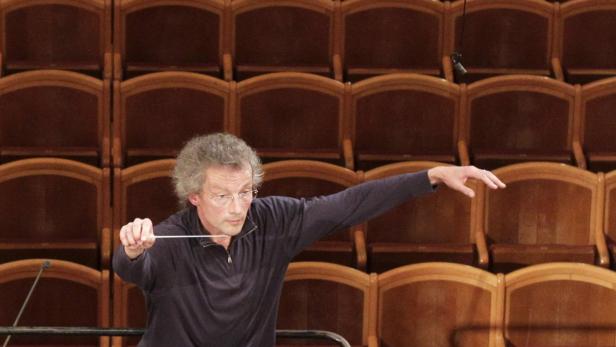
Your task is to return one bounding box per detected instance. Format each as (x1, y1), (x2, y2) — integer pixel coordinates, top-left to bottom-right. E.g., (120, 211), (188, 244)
(227, 253), (232, 264)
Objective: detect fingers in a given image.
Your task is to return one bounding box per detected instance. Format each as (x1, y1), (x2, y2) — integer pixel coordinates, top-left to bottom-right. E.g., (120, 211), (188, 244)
(119, 218), (155, 251)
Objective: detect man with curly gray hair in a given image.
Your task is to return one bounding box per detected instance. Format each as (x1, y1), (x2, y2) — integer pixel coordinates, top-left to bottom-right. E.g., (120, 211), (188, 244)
(114, 132), (505, 347)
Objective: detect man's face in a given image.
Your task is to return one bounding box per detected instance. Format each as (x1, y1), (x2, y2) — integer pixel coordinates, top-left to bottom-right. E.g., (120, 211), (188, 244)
(189, 164), (254, 237)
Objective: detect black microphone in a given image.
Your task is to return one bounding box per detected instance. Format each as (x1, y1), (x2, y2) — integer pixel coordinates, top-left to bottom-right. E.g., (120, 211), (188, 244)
(2, 260), (51, 347)
(450, 0), (468, 81)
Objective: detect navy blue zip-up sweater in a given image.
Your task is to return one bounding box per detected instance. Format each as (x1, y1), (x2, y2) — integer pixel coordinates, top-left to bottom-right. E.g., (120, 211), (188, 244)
(113, 171), (434, 347)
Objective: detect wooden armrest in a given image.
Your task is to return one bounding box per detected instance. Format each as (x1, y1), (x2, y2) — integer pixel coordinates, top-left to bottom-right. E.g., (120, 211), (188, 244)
(475, 230), (490, 269)
(343, 138), (354, 171)
(101, 227), (112, 268)
(113, 52), (122, 81)
(223, 53), (233, 81)
(551, 57), (564, 81)
(353, 226), (367, 272)
(572, 140), (587, 170)
(367, 334), (379, 347)
(457, 140), (470, 166)
(332, 53), (343, 82)
(442, 55), (454, 82)
(595, 228), (610, 268)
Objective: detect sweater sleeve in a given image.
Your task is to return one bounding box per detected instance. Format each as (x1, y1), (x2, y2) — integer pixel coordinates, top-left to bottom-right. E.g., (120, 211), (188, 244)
(283, 170), (435, 259)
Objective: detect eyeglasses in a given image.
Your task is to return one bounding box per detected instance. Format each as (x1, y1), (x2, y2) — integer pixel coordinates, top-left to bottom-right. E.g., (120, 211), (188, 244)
(207, 189), (258, 207)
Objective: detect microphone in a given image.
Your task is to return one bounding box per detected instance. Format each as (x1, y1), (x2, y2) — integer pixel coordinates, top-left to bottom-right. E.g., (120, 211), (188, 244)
(450, 0), (468, 81)
(2, 260), (51, 347)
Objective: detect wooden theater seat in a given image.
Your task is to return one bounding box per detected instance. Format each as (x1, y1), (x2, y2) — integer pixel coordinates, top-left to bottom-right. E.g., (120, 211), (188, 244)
(348, 73), (465, 171)
(0, 70), (111, 166)
(112, 275), (146, 347)
(477, 162), (608, 273)
(261, 160), (365, 270)
(113, 159), (178, 249)
(443, 0), (558, 83)
(460, 75), (583, 170)
(605, 170), (616, 268)
(377, 263), (504, 347)
(276, 262), (377, 347)
(112, 72), (231, 167)
(113, 0), (229, 80)
(234, 72), (352, 167)
(504, 263), (616, 346)
(0, 0), (112, 78)
(554, 0), (616, 84)
(363, 162), (485, 273)
(578, 77), (616, 172)
(0, 259), (110, 346)
(229, 0), (340, 81)
(339, 0), (446, 82)
(0, 158), (111, 269)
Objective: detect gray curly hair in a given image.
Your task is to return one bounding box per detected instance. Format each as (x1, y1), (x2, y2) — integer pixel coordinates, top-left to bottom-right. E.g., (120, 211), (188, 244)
(173, 133), (263, 206)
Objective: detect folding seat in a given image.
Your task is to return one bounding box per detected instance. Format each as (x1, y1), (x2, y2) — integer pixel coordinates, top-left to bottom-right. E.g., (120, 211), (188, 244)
(339, 0), (446, 83)
(234, 72), (352, 167)
(113, 159), (178, 249)
(349, 73), (465, 171)
(444, 0), (558, 83)
(0, 158), (111, 269)
(477, 162), (608, 273)
(554, 0), (616, 84)
(460, 75), (583, 170)
(577, 77), (616, 172)
(0, 70), (111, 167)
(113, 0), (229, 80)
(0, 259), (110, 346)
(377, 263), (504, 347)
(0, 0), (112, 78)
(363, 162), (485, 273)
(261, 160), (365, 269)
(605, 170), (616, 268)
(504, 263), (616, 346)
(112, 275), (146, 347)
(277, 262), (377, 347)
(113, 72), (231, 167)
(229, 0), (340, 81)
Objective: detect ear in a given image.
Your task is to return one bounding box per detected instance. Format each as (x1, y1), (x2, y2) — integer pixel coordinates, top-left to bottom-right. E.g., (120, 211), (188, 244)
(188, 193), (200, 207)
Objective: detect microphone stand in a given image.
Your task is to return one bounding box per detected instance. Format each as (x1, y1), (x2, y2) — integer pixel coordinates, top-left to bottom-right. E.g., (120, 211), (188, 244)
(2, 260), (51, 347)
(451, 0), (468, 82)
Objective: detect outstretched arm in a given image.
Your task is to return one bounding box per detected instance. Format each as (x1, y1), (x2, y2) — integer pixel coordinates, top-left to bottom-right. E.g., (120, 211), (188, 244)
(427, 165), (506, 198)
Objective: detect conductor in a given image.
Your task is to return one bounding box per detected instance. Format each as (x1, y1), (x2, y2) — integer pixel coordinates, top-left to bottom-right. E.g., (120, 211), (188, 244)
(113, 132), (505, 347)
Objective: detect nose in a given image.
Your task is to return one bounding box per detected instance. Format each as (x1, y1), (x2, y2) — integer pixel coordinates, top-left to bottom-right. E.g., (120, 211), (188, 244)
(227, 195), (243, 214)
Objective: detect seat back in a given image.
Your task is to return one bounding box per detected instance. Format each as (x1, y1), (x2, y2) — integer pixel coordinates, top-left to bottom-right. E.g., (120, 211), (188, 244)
(556, 0), (616, 84)
(0, 158), (110, 268)
(0, 259), (110, 346)
(377, 262), (504, 347)
(277, 261), (377, 346)
(0, 70), (110, 166)
(114, 0), (224, 79)
(579, 77), (616, 172)
(350, 74), (460, 170)
(477, 162), (604, 272)
(462, 75), (578, 169)
(113, 159), (178, 248)
(234, 72), (346, 164)
(230, 0), (335, 80)
(504, 263), (616, 346)
(445, 0), (555, 82)
(0, 0), (111, 77)
(340, 0), (445, 82)
(113, 72), (230, 167)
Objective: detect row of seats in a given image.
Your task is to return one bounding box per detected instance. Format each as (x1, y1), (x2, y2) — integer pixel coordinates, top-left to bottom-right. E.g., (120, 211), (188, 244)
(2, 71), (616, 172)
(2, 260), (615, 347)
(1, 158), (616, 274)
(0, 0), (614, 84)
